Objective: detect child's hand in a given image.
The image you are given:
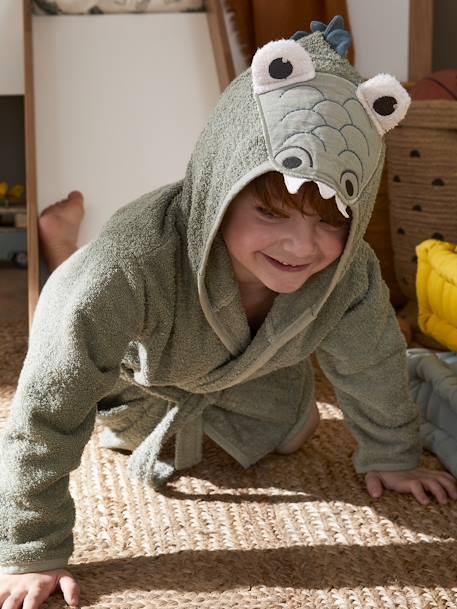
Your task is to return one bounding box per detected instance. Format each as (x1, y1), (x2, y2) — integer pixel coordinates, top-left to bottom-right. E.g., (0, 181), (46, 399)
(365, 468), (457, 505)
(0, 569), (79, 609)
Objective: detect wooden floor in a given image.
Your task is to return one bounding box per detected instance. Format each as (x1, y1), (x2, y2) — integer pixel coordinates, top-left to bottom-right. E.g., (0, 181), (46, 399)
(0, 263), (28, 324)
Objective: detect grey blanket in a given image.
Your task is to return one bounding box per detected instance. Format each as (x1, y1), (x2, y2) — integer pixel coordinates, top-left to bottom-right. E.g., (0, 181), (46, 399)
(408, 349), (457, 476)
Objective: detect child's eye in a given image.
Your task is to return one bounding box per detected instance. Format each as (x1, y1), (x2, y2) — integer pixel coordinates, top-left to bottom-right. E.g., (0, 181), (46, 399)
(319, 218), (342, 231)
(256, 206), (282, 219)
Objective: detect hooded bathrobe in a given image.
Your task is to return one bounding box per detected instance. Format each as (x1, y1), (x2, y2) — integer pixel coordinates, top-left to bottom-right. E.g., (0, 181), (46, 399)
(0, 17), (421, 574)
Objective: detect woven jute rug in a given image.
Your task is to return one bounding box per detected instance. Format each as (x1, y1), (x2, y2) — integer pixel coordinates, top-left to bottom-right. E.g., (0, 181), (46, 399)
(1, 320), (457, 609)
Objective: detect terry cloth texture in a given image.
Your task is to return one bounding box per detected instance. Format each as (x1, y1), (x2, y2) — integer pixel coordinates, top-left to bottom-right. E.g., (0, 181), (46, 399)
(416, 239), (457, 350)
(2, 321), (457, 609)
(0, 18), (420, 574)
(408, 348), (457, 477)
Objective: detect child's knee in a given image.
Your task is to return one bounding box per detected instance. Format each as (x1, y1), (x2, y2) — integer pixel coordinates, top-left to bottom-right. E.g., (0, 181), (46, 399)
(275, 402), (320, 455)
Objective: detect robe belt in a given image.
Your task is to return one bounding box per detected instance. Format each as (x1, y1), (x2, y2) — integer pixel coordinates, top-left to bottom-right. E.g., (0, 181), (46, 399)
(119, 371), (222, 488)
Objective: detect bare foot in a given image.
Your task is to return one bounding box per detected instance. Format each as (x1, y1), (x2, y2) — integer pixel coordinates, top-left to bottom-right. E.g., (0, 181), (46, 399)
(275, 402), (320, 454)
(38, 191), (84, 272)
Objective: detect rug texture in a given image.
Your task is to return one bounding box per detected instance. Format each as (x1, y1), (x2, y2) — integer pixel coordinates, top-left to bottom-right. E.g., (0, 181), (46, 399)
(1, 320), (457, 609)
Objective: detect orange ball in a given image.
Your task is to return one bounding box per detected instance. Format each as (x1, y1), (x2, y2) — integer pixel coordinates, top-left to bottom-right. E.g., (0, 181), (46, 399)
(410, 69), (457, 101)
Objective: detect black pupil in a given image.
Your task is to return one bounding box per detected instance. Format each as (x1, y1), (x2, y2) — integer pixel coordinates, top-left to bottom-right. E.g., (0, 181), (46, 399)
(283, 156), (301, 169)
(373, 96), (397, 116)
(269, 58), (293, 80)
(345, 179), (354, 197)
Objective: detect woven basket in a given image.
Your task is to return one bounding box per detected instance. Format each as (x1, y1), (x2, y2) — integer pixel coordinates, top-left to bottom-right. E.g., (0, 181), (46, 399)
(364, 165), (407, 309)
(386, 100), (457, 301)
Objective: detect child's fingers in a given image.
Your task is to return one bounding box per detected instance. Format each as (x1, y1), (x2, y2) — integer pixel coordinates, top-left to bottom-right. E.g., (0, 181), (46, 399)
(365, 472), (383, 499)
(437, 470), (457, 484)
(58, 572), (79, 607)
(434, 471), (457, 493)
(0, 589), (10, 606)
(410, 481), (430, 505)
(2, 591), (27, 609)
(436, 476), (457, 499)
(22, 589), (51, 609)
(422, 479), (449, 505)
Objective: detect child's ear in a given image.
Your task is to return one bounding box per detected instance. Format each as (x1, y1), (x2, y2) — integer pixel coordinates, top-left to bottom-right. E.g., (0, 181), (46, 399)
(356, 73), (411, 136)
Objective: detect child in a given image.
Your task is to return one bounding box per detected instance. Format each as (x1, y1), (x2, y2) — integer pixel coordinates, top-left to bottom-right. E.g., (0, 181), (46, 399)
(1, 16), (456, 609)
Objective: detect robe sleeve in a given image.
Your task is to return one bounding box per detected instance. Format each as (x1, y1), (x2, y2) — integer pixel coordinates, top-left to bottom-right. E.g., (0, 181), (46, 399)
(0, 241), (145, 573)
(316, 250), (422, 474)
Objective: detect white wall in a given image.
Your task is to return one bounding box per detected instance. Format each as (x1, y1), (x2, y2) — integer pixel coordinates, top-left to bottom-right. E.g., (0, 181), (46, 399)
(347, 0), (410, 81)
(0, 0), (24, 95)
(33, 13), (221, 246)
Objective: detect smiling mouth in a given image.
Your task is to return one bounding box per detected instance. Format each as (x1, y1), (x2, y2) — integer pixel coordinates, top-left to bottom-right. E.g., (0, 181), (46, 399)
(263, 253), (311, 272)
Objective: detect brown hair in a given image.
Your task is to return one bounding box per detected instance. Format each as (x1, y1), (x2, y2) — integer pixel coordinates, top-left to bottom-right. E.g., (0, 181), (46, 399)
(251, 171), (351, 228)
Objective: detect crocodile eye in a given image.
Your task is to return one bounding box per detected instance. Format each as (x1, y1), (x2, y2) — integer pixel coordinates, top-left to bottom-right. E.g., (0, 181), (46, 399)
(356, 73), (411, 135)
(373, 96), (397, 116)
(252, 39), (315, 95)
(269, 57), (293, 80)
(275, 147), (313, 171)
(340, 170), (359, 199)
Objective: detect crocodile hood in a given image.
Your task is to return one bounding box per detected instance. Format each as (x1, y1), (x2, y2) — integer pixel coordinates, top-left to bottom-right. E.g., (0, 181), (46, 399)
(180, 16), (410, 353)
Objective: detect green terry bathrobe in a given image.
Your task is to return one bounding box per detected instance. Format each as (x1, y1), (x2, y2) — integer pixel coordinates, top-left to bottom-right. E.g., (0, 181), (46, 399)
(0, 16), (421, 574)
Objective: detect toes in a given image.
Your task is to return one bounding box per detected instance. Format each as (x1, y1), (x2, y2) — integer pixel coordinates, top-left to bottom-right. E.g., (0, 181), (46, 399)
(68, 190), (83, 200)
(41, 192), (84, 216)
(38, 211), (59, 232)
(40, 202), (59, 216)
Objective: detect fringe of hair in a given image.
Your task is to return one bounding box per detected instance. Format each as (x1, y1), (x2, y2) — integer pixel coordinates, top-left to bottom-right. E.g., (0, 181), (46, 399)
(251, 172), (350, 228)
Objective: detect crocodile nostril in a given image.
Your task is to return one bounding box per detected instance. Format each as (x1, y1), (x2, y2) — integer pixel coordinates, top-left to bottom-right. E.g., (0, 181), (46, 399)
(282, 156), (302, 169)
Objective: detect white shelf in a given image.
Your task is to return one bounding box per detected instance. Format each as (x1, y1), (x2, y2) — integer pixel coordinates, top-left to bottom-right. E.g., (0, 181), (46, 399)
(0, 226), (26, 233)
(0, 206), (26, 214)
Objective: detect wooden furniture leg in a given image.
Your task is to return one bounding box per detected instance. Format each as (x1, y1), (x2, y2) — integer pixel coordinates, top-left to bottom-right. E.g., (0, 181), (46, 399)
(409, 0), (434, 82)
(206, 0), (236, 91)
(23, 0), (39, 330)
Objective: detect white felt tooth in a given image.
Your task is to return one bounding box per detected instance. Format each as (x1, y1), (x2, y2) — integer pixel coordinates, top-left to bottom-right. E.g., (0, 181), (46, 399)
(335, 195), (350, 218)
(284, 175), (310, 195)
(316, 181), (336, 199)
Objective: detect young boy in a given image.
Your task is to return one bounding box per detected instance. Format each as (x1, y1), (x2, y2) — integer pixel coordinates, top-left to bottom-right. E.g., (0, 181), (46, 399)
(1, 16), (456, 609)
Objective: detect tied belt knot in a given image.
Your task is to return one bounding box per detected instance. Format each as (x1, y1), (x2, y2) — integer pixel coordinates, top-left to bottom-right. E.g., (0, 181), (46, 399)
(121, 376), (222, 488)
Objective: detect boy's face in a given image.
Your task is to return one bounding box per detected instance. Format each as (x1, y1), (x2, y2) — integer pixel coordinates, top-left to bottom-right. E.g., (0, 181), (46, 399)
(221, 183), (350, 294)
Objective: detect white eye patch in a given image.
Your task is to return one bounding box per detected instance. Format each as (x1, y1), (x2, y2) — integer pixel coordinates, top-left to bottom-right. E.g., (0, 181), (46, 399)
(252, 39), (315, 95)
(356, 73), (411, 136)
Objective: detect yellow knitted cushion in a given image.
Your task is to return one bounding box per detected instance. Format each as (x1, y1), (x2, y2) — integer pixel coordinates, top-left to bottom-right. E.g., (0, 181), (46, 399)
(417, 239), (457, 350)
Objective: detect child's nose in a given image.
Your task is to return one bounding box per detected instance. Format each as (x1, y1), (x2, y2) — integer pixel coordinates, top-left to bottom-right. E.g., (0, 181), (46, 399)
(281, 217), (317, 258)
